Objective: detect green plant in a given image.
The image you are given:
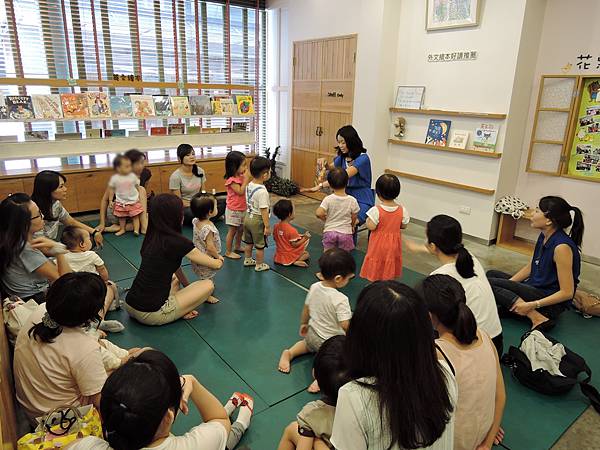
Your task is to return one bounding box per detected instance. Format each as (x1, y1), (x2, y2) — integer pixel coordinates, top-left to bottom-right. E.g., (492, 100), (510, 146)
(263, 146), (299, 197)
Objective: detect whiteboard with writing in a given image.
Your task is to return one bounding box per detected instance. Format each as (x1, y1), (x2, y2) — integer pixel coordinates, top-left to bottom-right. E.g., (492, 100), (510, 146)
(394, 86), (425, 109)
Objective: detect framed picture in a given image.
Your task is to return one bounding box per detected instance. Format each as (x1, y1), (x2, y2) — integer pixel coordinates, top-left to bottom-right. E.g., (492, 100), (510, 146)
(426, 0), (480, 31)
(394, 86), (425, 109)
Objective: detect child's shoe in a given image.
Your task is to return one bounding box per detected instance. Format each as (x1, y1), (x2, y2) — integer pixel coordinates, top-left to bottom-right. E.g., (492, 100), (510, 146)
(243, 257), (256, 267)
(255, 263), (270, 272)
(99, 320), (125, 333)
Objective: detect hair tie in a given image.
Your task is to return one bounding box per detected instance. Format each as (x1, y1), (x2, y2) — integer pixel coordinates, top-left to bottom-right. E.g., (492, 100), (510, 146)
(119, 402), (128, 411)
(42, 312), (60, 329)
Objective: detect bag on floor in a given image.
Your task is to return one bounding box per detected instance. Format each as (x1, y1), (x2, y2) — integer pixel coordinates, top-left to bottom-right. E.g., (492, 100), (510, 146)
(501, 330), (600, 413)
(2, 296), (38, 344)
(573, 289), (600, 318)
(17, 404), (102, 449)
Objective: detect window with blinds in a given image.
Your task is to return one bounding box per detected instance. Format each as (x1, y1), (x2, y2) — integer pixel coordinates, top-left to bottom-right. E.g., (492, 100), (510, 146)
(0, 0), (266, 171)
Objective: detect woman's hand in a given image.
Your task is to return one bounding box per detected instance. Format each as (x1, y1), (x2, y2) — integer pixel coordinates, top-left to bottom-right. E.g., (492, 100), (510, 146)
(30, 237), (65, 256)
(179, 374), (196, 415)
(510, 299), (536, 316)
(93, 230), (104, 248)
(301, 185), (321, 193)
(96, 223), (105, 233)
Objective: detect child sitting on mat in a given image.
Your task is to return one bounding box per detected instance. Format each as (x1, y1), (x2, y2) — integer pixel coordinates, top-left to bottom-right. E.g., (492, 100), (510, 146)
(278, 248), (355, 392)
(277, 335), (349, 449)
(190, 193), (224, 304)
(273, 199), (311, 268)
(316, 168), (359, 252)
(360, 174), (409, 281)
(108, 154), (144, 236)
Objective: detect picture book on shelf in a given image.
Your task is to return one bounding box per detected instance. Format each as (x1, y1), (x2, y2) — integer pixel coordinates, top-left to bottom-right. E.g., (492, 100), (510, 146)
(170, 96), (190, 117)
(86, 92), (111, 119)
(60, 93), (88, 119)
(425, 119), (451, 147)
(55, 132), (82, 140)
(110, 96), (134, 118)
(0, 95), (7, 119)
(153, 95), (172, 116)
(86, 128), (103, 139)
(234, 95), (254, 115)
(104, 129), (127, 138)
(25, 131), (49, 141)
(202, 127), (221, 134)
(189, 95), (213, 115)
(131, 95), (156, 118)
(232, 122), (248, 132)
(473, 124), (498, 152)
(32, 95), (63, 119)
(128, 129), (149, 137)
(187, 126), (202, 135)
(150, 127), (168, 136)
(7, 95), (34, 120)
(449, 130), (470, 149)
(168, 123), (185, 135)
(211, 96), (234, 115)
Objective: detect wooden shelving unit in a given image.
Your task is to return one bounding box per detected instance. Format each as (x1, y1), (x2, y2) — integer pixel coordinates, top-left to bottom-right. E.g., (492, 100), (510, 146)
(384, 169), (495, 195)
(389, 107), (506, 120)
(388, 139), (502, 159)
(496, 214), (534, 255)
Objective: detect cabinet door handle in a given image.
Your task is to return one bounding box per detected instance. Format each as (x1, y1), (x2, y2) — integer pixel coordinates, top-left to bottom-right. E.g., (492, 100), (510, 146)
(315, 126), (319, 136)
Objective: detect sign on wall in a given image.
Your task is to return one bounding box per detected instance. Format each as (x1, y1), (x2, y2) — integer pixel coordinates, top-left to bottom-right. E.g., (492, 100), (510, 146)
(427, 51), (477, 62)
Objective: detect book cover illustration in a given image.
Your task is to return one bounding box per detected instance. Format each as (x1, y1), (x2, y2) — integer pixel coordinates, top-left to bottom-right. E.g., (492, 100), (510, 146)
(25, 130), (49, 141)
(221, 127), (232, 133)
(187, 126), (202, 135)
(232, 122), (248, 132)
(189, 95), (213, 115)
(170, 96), (190, 117)
(150, 127), (168, 136)
(220, 97), (235, 115)
(0, 95), (7, 119)
(110, 96), (134, 118)
(55, 132), (82, 140)
(32, 95), (63, 119)
(7, 95), (35, 120)
(449, 130), (470, 149)
(424, 119), (451, 147)
(202, 127), (221, 134)
(131, 95), (156, 118)
(153, 95), (172, 116)
(104, 129), (127, 138)
(60, 93), (88, 119)
(86, 128), (103, 139)
(211, 97), (223, 115)
(473, 124), (498, 152)
(234, 95), (255, 115)
(168, 123), (186, 135)
(128, 129), (149, 137)
(86, 92), (111, 119)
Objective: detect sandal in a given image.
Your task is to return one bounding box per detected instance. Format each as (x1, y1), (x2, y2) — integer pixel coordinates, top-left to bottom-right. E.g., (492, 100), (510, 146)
(255, 263), (270, 272)
(243, 257), (256, 267)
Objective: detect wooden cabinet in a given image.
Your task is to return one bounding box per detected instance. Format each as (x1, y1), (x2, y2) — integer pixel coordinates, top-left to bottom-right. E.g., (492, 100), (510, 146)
(0, 179), (24, 199)
(70, 171), (113, 212)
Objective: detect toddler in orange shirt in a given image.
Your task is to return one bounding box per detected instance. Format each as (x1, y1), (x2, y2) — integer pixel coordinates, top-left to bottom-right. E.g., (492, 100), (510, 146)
(273, 199), (311, 267)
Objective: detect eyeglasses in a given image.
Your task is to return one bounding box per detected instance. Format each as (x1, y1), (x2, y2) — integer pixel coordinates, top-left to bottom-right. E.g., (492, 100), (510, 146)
(30, 211), (44, 221)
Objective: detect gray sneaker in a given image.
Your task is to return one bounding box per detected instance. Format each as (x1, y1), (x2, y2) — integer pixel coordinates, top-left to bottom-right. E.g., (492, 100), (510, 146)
(99, 320), (125, 333)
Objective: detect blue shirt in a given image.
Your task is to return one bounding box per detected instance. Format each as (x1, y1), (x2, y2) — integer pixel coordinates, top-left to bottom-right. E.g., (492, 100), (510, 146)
(334, 153), (372, 189)
(526, 230), (581, 296)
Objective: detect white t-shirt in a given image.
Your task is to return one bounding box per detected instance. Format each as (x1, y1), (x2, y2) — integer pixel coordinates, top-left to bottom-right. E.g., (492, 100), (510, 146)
(366, 204), (410, 227)
(431, 256), (502, 339)
(64, 251), (104, 274)
(306, 282), (352, 340)
(69, 422), (228, 450)
(246, 182), (270, 216)
(331, 361), (457, 450)
(109, 173), (140, 204)
(319, 194), (360, 235)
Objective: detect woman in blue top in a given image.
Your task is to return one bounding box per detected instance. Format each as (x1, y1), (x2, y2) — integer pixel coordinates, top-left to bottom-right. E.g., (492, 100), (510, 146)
(487, 196), (583, 331)
(307, 125), (375, 224)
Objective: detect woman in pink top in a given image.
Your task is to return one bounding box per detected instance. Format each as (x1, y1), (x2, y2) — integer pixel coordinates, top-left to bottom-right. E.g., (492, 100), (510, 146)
(421, 274), (506, 450)
(224, 151), (250, 259)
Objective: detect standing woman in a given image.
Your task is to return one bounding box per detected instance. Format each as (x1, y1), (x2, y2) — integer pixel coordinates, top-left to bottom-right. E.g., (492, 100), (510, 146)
(487, 196), (584, 331)
(124, 194), (222, 325)
(31, 170), (103, 246)
(0, 193), (71, 302)
(169, 143), (206, 226)
(307, 125), (375, 225)
(330, 281), (457, 450)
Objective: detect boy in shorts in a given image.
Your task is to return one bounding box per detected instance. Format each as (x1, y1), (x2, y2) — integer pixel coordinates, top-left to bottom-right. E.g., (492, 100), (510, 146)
(243, 156), (271, 272)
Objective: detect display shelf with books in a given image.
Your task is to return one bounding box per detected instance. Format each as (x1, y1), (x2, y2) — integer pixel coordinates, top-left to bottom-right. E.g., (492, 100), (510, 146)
(389, 107), (507, 120)
(0, 113), (254, 124)
(384, 169), (496, 196)
(387, 138), (502, 158)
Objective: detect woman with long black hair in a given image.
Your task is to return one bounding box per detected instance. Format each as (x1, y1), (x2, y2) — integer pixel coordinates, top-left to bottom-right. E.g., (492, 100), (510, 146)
(487, 196), (584, 331)
(31, 170), (103, 246)
(169, 144), (206, 226)
(330, 281), (457, 449)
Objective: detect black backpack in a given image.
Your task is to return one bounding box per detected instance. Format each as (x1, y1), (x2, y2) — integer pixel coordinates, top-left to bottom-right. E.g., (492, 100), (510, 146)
(501, 330), (600, 413)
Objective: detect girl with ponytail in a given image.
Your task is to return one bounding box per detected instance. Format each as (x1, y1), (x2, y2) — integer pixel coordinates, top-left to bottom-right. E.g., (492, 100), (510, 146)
(487, 196), (584, 331)
(406, 214), (503, 355)
(421, 274), (506, 450)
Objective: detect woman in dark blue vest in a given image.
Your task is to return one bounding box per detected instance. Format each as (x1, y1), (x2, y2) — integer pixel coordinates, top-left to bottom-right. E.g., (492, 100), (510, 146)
(487, 196), (583, 331)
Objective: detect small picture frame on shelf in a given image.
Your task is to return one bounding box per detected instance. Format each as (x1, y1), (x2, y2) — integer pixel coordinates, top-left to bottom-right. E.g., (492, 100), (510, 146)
(394, 86), (425, 109)
(426, 0), (480, 31)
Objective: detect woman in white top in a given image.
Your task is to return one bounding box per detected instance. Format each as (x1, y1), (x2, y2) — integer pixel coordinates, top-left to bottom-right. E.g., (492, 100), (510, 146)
(67, 349), (253, 450)
(406, 214), (504, 356)
(421, 274), (506, 450)
(330, 281), (457, 450)
(169, 143), (207, 226)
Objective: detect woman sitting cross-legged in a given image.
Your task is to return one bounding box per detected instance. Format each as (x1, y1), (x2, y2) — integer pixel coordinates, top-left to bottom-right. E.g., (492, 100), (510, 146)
(487, 196), (584, 331)
(124, 193), (223, 325)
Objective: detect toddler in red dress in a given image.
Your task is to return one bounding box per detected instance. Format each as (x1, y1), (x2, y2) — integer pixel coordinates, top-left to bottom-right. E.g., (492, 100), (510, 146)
(360, 174), (410, 281)
(273, 199), (311, 267)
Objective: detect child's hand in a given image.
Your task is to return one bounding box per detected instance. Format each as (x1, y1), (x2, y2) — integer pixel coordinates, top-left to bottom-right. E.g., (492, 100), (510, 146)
(264, 225), (271, 236)
(299, 324), (309, 337)
(304, 231), (311, 239)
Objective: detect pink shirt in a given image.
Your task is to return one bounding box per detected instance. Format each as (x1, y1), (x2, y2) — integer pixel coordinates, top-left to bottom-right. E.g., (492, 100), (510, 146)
(225, 176), (246, 211)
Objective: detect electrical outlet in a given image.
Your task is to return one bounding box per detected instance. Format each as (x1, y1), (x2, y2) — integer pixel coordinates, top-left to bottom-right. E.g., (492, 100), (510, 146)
(459, 206), (471, 215)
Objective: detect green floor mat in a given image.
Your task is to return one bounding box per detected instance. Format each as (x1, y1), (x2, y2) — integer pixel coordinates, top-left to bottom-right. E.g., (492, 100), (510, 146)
(180, 264), (316, 406)
(94, 240), (138, 281)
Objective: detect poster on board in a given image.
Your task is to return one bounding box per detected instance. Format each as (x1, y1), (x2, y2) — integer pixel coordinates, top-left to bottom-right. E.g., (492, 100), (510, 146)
(567, 77), (600, 179)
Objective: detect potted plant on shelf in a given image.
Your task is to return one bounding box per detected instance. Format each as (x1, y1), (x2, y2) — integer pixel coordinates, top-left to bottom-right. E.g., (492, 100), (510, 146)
(263, 146), (299, 197)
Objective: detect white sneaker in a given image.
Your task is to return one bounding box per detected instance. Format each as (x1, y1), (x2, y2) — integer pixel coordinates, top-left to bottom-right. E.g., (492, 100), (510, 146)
(99, 320), (125, 333)
(255, 263), (270, 272)
(243, 257), (256, 267)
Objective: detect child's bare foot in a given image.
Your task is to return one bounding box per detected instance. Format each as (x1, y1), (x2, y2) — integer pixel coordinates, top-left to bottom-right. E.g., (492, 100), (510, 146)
(307, 379), (320, 393)
(115, 229), (126, 236)
(183, 310), (199, 320)
(207, 295), (220, 304)
(225, 252), (241, 260)
(235, 247), (245, 253)
(293, 261), (309, 268)
(104, 224), (121, 233)
(278, 349), (291, 373)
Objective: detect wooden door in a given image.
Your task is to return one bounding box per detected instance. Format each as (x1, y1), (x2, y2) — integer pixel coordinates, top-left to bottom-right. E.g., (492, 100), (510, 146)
(291, 35), (356, 190)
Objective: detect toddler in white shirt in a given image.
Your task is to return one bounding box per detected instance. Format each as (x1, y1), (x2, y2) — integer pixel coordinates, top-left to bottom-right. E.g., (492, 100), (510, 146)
(108, 154), (144, 236)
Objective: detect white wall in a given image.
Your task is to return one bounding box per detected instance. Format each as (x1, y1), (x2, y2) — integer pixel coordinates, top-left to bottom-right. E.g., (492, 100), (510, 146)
(515, 0), (600, 260)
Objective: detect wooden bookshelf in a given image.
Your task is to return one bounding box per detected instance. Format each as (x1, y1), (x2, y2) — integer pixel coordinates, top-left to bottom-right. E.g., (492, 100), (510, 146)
(496, 214), (534, 255)
(389, 107), (506, 120)
(388, 139), (502, 158)
(384, 169), (496, 195)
